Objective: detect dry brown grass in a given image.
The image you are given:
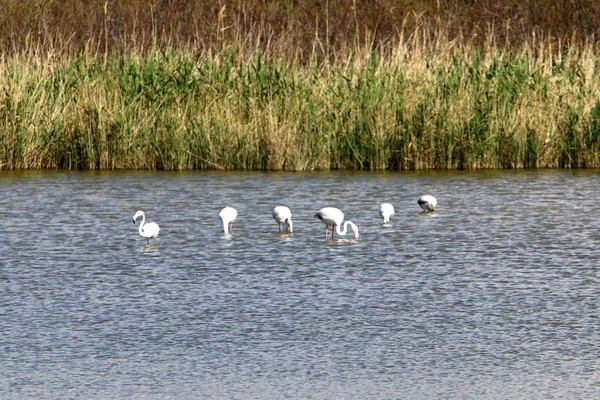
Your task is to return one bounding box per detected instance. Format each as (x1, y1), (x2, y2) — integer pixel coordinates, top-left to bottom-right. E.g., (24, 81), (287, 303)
(1, 1), (599, 59)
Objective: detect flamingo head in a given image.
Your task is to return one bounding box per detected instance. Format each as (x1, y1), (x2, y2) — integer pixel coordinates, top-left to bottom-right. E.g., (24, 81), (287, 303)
(285, 218), (293, 233)
(132, 210), (144, 224)
(351, 224), (359, 240)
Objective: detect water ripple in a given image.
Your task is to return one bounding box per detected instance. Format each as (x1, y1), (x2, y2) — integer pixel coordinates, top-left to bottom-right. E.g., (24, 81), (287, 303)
(0, 170), (598, 399)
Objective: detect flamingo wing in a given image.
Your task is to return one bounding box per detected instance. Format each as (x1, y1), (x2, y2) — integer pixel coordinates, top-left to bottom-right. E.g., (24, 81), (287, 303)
(315, 207), (344, 226)
(418, 195), (437, 212)
(142, 222), (160, 238)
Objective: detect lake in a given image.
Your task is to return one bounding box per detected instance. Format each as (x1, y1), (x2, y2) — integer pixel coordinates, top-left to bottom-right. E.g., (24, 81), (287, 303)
(0, 170), (598, 399)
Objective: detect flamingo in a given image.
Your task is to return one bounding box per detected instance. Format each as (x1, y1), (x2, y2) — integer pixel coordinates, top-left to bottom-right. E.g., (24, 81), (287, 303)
(379, 203), (395, 225)
(219, 206), (238, 234)
(272, 206), (293, 233)
(132, 210), (160, 244)
(418, 195), (437, 212)
(314, 207), (359, 240)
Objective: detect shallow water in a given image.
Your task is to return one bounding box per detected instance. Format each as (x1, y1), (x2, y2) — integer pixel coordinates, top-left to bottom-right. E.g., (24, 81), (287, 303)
(0, 170), (598, 399)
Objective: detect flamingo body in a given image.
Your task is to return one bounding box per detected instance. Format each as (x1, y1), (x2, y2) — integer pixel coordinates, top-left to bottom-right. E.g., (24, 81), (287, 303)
(379, 203), (395, 224)
(219, 207), (238, 234)
(132, 210), (160, 244)
(418, 195), (437, 212)
(314, 207), (359, 240)
(272, 206), (293, 233)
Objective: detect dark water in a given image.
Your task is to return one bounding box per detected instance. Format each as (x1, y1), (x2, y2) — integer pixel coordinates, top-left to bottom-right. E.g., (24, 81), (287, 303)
(0, 170), (598, 399)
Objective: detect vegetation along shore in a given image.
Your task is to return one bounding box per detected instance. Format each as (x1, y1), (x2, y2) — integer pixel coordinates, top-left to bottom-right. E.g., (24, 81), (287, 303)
(1, 0), (600, 170)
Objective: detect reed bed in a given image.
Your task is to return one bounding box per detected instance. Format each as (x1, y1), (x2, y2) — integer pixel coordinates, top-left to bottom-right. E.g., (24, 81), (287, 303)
(1, 2), (600, 170)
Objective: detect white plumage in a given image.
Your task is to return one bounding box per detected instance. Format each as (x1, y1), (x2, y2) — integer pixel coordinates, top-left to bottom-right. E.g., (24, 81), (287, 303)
(379, 203), (395, 225)
(272, 206), (293, 233)
(219, 207), (238, 234)
(417, 195), (437, 212)
(314, 207), (359, 240)
(132, 210), (160, 244)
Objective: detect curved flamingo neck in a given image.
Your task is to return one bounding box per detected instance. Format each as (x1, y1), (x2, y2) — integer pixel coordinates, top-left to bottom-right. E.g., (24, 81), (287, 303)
(335, 220), (358, 238)
(138, 214), (146, 234)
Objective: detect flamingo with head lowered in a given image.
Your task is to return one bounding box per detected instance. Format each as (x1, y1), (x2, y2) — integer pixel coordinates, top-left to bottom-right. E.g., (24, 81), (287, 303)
(273, 206), (293, 233)
(219, 207), (238, 234)
(314, 207), (359, 240)
(132, 210), (160, 244)
(417, 195), (437, 212)
(379, 203), (395, 225)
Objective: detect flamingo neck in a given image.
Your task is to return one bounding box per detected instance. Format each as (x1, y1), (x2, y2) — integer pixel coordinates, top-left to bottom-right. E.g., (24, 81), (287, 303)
(222, 220), (230, 234)
(335, 221), (359, 239)
(138, 214), (146, 234)
(285, 219), (293, 233)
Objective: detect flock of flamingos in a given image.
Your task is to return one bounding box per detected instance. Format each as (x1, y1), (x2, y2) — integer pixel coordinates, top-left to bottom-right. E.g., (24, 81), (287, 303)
(132, 195), (438, 244)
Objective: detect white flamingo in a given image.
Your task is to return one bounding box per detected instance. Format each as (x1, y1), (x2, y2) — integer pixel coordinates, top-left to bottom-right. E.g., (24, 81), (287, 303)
(132, 210), (160, 244)
(314, 207), (359, 240)
(418, 195), (437, 212)
(379, 203), (395, 225)
(273, 206), (293, 233)
(219, 207), (238, 234)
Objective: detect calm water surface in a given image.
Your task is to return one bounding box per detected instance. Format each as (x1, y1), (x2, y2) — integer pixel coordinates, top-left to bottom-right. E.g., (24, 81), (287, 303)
(0, 170), (598, 399)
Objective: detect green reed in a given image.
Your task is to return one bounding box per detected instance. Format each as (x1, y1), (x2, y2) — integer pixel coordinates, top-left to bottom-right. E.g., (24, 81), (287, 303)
(1, 34), (600, 170)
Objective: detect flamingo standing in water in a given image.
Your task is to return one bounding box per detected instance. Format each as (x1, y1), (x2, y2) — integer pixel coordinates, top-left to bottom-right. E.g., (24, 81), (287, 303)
(314, 207), (359, 240)
(379, 203), (395, 225)
(219, 207), (238, 234)
(418, 195), (437, 212)
(272, 206), (293, 233)
(132, 210), (160, 244)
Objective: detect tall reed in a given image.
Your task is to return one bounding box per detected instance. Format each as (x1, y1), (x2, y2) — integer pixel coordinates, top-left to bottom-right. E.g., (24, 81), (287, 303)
(1, 23), (600, 170)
